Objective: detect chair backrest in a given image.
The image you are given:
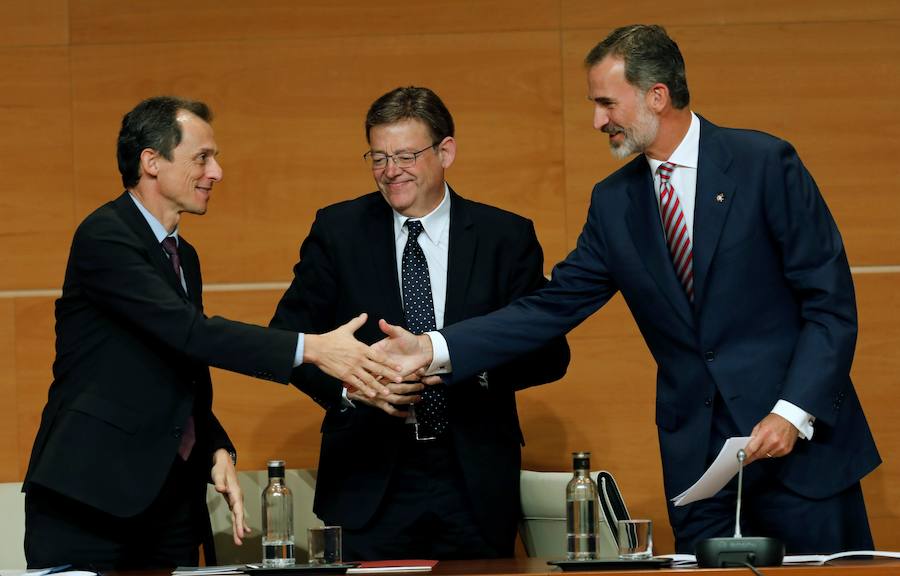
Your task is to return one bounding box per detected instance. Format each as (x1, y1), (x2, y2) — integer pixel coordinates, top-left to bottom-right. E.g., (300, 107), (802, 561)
(518, 470), (621, 559)
(207, 469), (321, 565)
(0, 482), (26, 569)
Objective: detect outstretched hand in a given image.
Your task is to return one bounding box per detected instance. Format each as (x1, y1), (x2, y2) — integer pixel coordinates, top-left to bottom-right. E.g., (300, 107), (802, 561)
(303, 313), (401, 397)
(371, 319), (434, 379)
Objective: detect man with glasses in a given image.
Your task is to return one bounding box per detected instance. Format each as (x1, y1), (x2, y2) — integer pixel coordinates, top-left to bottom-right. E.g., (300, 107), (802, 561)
(270, 86), (569, 559)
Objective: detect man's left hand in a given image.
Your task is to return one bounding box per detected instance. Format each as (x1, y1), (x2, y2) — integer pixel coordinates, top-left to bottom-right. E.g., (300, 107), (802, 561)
(211, 448), (250, 545)
(743, 413), (799, 465)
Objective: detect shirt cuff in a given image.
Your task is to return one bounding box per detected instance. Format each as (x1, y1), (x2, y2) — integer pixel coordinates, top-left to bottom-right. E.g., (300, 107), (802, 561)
(772, 399), (816, 440)
(341, 386), (356, 408)
(293, 333), (305, 368)
(425, 331), (452, 375)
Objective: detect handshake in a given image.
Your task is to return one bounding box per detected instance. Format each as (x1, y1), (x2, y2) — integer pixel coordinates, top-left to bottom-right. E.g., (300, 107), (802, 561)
(302, 313), (441, 417)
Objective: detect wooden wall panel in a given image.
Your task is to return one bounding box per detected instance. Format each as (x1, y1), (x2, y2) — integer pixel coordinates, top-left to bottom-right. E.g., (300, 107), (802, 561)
(3, 0), (900, 557)
(14, 298), (56, 477)
(0, 302), (18, 482)
(853, 273), (900, 552)
(0, 47), (74, 290)
(561, 0), (900, 29)
(71, 31), (566, 282)
(70, 0), (559, 45)
(561, 23), (900, 263)
(0, 0), (68, 47)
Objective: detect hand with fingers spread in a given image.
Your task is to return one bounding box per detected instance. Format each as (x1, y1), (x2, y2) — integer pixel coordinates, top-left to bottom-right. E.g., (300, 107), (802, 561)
(211, 448), (250, 546)
(303, 313), (402, 397)
(372, 319), (434, 379)
(743, 413), (799, 465)
(347, 380), (425, 417)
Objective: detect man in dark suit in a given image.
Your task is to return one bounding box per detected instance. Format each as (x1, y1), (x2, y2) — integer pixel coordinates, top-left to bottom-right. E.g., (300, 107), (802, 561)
(270, 86), (569, 560)
(378, 27), (880, 554)
(23, 96), (398, 570)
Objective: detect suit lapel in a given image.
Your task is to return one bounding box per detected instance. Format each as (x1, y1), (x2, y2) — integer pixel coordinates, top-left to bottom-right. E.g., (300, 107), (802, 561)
(444, 188), (475, 326)
(692, 118), (736, 308)
(365, 198), (405, 323)
(624, 161), (695, 328)
(113, 192), (188, 298)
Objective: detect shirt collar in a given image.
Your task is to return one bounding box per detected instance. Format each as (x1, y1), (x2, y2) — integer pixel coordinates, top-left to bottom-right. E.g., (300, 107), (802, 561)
(392, 182), (451, 246)
(128, 192), (180, 245)
(646, 111), (700, 174)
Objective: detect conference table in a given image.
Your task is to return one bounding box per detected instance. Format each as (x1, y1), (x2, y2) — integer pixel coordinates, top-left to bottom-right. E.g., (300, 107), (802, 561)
(108, 557), (900, 576)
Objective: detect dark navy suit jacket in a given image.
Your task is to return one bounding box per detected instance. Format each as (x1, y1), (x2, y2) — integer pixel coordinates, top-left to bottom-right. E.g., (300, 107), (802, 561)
(441, 117), (880, 512)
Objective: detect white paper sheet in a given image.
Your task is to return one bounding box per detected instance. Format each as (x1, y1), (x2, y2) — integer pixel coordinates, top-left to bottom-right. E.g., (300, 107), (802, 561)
(671, 436), (750, 506)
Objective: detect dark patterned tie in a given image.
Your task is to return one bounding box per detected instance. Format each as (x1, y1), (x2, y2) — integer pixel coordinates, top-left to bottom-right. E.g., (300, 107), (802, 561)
(657, 163), (694, 301)
(161, 236), (195, 459)
(401, 220), (448, 438)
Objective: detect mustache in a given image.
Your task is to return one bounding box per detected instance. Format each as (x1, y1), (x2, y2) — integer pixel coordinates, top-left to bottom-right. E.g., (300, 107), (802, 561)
(602, 123), (625, 136)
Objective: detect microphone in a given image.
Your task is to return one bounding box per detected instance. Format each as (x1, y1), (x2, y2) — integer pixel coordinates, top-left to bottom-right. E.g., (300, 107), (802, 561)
(695, 448), (785, 568)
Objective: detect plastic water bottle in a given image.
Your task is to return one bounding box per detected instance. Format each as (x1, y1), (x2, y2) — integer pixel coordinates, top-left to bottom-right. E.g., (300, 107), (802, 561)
(262, 459), (295, 566)
(566, 451), (599, 560)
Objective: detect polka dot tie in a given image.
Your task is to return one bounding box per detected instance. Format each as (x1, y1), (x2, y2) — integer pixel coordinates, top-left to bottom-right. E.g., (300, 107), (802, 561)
(401, 219), (448, 437)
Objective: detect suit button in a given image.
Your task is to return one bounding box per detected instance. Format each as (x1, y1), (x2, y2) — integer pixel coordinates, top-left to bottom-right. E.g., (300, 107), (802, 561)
(704, 397), (712, 407)
(173, 426), (183, 439)
(704, 351), (715, 362)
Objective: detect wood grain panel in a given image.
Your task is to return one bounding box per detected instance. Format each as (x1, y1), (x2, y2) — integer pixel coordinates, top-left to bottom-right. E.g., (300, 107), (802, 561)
(561, 22), (900, 264)
(0, 301), (18, 482)
(853, 274), (900, 552)
(70, 0), (559, 45)
(71, 31), (566, 283)
(561, 0), (900, 29)
(0, 0), (68, 47)
(0, 47), (75, 290)
(14, 297), (56, 477)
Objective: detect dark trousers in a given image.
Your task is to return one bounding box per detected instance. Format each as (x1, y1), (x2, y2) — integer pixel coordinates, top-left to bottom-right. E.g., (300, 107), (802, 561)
(340, 431), (500, 561)
(25, 457), (206, 570)
(671, 395), (874, 554)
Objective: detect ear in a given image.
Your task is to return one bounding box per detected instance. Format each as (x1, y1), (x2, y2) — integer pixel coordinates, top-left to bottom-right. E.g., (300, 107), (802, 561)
(139, 148), (161, 179)
(436, 136), (456, 169)
(645, 83), (671, 113)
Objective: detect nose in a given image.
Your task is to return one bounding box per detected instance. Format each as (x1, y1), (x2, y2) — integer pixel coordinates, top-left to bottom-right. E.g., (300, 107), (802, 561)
(208, 156), (223, 182)
(383, 156), (403, 178)
(593, 105), (609, 131)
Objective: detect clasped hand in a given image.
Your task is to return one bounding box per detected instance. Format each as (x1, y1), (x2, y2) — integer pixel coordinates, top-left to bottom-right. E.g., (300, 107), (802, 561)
(344, 319), (439, 417)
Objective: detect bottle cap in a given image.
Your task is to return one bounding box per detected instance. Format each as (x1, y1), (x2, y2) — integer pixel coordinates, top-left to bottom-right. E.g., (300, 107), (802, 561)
(267, 459), (286, 477)
(572, 451), (591, 470)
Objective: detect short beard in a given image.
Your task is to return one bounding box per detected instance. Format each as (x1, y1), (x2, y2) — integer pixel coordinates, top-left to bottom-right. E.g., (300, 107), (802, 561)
(607, 99), (659, 160)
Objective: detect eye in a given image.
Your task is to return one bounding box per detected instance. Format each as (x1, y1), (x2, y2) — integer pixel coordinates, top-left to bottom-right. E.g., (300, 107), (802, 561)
(396, 154), (415, 163)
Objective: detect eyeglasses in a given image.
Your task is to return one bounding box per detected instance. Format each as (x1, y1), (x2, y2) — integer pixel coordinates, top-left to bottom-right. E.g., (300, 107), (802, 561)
(363, 143), (437, 170)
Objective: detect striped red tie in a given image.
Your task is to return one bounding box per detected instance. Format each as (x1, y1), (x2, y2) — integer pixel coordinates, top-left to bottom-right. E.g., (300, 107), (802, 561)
(657, 162), (694, 301)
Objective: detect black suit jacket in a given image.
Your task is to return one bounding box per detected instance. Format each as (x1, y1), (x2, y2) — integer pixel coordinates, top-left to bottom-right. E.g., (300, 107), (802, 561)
(24, 192), (298, 520)
(270, 188), (570, 555)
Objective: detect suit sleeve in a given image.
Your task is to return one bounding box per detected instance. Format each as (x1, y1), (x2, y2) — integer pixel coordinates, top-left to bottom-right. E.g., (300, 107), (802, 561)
(72, 217), (298, 384)
(483, 220), (570, 391)
(764, 140), (857, 426)
(270, 212), (345, 409)
(442, 187), (619, 382)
